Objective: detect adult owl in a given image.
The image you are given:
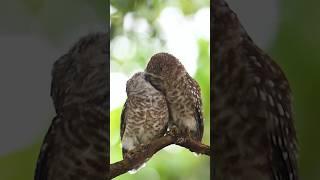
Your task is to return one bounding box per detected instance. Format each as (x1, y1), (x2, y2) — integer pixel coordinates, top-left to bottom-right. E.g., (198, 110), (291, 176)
(145, 53), (204, 142)
(121, 72), (169, 160)
(34, 33), (108, 180)
(213, 0), (298, 179)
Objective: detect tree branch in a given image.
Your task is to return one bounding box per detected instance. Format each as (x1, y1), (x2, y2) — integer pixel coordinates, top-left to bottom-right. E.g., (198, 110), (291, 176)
(109, 134), (210, 179)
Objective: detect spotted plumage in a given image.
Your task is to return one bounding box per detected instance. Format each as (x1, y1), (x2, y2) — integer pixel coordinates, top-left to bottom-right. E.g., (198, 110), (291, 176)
(213, 0), (298, 180)
(145, 53), (204, 142)
(35, 33), (108, 180)
(120, 72), (169, 159)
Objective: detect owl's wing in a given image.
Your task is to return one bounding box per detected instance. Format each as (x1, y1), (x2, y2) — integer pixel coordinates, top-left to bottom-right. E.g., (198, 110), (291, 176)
(120, 100), (127, 140)
(195, 96), (204, 141)
(264, 70), (298, 180)
(120, 100), (128, 157)
(260, 79), (298, 180)
(245, 43), (298, 180)
(187, 74), (204, 141)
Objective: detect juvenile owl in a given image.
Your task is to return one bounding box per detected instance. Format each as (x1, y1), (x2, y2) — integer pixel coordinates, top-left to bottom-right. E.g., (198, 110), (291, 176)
(145, 53), (204, 142)
(120, 72), (169, 159)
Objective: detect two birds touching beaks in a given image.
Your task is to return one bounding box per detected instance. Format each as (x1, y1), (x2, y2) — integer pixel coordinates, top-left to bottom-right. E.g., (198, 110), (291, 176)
(120, 52), (204, 171)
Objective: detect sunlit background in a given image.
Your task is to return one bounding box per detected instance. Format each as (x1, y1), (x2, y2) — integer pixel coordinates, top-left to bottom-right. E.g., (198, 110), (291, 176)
(110, 0), (210, 179)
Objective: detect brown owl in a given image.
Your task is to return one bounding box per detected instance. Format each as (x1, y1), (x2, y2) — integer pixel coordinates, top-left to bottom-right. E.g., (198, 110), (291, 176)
(120, 72), (169, 159)
(35, 33), (108, 180)
(213, 0), (298, 179)
(145, 53), (204, 142)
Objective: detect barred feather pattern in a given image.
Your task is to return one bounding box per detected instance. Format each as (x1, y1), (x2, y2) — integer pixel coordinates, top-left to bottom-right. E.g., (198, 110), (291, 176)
(145, 53), (204, 142)
(120, 72), (169, 160)
(35, 33), (108, 180)
(213, 0), (298, 180)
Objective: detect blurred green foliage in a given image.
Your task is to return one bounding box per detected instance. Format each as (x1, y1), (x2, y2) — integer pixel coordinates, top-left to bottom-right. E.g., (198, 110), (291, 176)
(110, 0), (210, 179)
(0, 143), (40, 179)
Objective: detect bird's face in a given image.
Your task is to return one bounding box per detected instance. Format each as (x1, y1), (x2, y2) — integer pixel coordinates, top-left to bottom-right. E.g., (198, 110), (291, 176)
(126, 72), (149, 95)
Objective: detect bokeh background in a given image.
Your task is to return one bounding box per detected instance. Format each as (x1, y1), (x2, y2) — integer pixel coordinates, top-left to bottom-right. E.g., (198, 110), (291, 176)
(0, 0), (105, 179)
(110, 0), (210, 179)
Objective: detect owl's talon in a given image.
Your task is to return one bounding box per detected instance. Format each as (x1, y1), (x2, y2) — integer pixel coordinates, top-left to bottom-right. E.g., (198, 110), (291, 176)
(125, 150), (136, 160)
(140, 144), (148, 151)
(167, 125), (179, 137)
(177, 137), (186, 144)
